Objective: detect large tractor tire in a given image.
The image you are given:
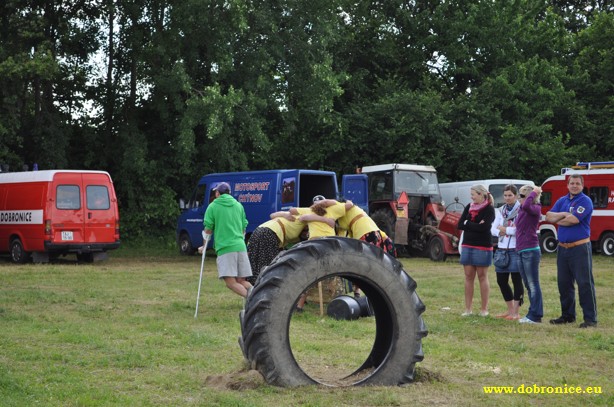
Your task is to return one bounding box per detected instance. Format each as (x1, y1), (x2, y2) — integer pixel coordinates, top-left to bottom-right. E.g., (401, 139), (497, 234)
(240, 237), (427, 387)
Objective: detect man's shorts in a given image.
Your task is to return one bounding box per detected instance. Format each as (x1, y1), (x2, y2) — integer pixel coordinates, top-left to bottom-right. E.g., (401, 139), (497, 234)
(216, 251), (252, 279)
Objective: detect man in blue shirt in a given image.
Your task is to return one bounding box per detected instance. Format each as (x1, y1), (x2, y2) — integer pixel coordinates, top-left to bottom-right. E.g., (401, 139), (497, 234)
(545, 174), (597, 328)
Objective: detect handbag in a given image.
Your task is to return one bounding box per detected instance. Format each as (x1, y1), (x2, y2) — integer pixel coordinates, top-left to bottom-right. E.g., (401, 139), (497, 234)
(494, 236), (511, 268)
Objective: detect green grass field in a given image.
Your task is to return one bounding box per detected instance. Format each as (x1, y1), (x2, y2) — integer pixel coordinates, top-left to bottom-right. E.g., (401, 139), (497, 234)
(1, 245), (612, 406)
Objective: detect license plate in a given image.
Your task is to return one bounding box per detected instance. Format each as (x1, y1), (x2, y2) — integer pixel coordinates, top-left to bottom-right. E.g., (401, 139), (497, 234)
(61, 231), (74, 241)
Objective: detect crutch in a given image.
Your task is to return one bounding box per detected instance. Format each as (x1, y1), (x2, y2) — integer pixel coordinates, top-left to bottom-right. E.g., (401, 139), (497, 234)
(194, 231), (210, 318)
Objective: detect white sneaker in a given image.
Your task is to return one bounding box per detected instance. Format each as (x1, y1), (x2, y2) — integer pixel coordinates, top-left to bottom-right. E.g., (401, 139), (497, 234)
(461, 311), (473, 317)
(479, 311), (489, 317)
(518, 317), (538, 324)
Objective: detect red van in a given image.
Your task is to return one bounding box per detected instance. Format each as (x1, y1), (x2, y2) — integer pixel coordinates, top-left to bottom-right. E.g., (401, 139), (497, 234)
(539, 162), (614, 256)
(0, 170), (120, 263)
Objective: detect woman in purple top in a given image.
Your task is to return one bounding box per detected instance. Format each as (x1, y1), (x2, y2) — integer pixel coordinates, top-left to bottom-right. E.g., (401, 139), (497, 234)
(515, 185), (543, 324)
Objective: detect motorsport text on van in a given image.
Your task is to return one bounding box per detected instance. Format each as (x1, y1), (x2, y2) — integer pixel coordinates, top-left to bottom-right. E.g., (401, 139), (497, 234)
(0, 170), (121, 263)
(176, 169), (355, 254)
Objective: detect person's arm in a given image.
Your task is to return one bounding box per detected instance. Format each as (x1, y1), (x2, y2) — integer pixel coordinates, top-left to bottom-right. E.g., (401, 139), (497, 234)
(523, 191), (542, 216)
(457, 205), (470, 230)
(319, 199), (338, 207)
(545, 193), (566, 223)
(504, 225), (517, 236)
(270, 211), (295, 221)
(556, 213), (580, 226)
(463, 207), (495, 232)
(491, 211), (503, 237)
(554, 194), (592, 226)
(299, 213), (335, 228)
(199, 229), (213, 253)
(545, 211), (566, 223)
(242, 207), (248, 231)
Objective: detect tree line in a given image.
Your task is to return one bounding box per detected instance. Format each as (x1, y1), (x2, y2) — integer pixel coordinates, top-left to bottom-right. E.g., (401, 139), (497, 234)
(0, 0), (612, 239)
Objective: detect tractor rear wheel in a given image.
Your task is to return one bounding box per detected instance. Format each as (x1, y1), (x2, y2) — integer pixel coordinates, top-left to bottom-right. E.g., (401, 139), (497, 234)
(240, 237), (427, 387)
(370, 208), (396, 240)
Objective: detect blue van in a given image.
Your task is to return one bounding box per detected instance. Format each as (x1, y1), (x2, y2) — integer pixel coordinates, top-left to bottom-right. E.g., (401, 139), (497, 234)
(176, 169), (350, 254)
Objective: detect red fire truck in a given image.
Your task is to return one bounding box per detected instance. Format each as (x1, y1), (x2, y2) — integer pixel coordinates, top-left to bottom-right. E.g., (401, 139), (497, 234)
(0, 170), (121, 263)
(539, 161), (614, 256)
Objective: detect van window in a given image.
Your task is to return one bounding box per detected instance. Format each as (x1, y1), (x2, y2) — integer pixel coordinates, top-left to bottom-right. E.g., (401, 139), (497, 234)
(588, 186), (609, 208)
(488, 185), (506, 207)
(57, 185), (81, 210)
(282, 177), (296, 204)
(87, 185), (110, 210)
(541, 191), (553, 207)
(188, 184), (206, 208)
(489, 184), (527, 208)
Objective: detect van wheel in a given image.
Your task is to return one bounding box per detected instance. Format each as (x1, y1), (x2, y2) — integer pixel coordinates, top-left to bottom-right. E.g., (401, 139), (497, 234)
(178, 233), (195, 255)
(600, 232), (614, 256)
(427, 236), (446, 262)
(539, 231), (558, 254)
(240, 237), (427, 387)
(10, 238), (31, 264)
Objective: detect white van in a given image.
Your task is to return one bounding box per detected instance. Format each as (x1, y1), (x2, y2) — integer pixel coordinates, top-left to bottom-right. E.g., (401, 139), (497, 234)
(439, 179), (535, 211)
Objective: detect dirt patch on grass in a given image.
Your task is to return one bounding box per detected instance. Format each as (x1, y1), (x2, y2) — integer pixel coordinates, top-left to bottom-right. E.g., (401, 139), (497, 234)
(205, 366), (444, 389)
(414, 366), (446, 383)
(204, 369), (265, 390)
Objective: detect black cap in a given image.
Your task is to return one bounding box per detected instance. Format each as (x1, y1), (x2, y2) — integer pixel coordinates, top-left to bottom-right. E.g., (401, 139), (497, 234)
(213, 182), (231, 194)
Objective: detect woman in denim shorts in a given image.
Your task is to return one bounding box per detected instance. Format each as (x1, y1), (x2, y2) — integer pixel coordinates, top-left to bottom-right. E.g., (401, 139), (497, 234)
(457, 184), (496, 317)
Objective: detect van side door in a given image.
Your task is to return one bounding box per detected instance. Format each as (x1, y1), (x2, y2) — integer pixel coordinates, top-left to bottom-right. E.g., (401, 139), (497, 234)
(342, 174), (369, 212)
(83, 173), (117, 243)
(52, 173), (86, 244)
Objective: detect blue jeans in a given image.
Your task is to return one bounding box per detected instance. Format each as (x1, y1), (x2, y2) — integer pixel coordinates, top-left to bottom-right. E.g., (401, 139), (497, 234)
(517, 249), (543, 322)
(556, 243), (597, 323)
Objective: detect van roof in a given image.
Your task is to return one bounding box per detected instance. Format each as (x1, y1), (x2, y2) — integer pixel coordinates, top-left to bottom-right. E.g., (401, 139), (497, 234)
(0, 170), (111, 184)
(360, 163), (437, 173)
(204, 169), (336, 177)
(439, 179), (535, 187)
(561, 168), (614, 176)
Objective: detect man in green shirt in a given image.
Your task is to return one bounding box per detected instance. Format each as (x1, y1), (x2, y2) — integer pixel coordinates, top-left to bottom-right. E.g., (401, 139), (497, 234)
(203, 182), (253, 297)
